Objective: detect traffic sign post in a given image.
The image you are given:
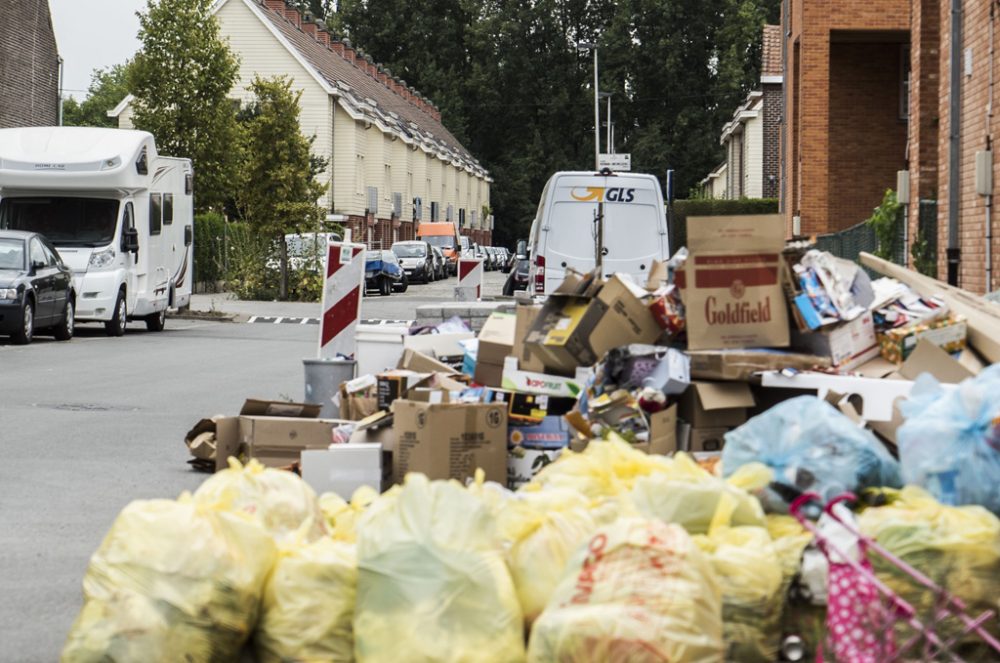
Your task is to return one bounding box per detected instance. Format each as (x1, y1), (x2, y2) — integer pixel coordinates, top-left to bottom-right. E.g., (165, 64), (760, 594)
(455, 258), (484, 301)
(318, 240), (366, 358)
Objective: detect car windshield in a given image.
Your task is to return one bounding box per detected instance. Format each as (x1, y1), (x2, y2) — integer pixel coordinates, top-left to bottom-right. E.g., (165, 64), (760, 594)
(0, 197), (119, 247)
(422, 235), (454, 249)
(393, 244), (425, 257)
(0, 238), (25, 270)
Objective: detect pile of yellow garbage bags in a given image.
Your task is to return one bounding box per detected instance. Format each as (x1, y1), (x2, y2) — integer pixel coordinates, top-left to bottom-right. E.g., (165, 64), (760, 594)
(58, 442), (824, 662)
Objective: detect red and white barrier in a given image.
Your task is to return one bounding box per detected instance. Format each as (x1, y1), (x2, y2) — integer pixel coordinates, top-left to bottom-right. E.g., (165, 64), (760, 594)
(319, 240), (366, 358)
(456, 258), (484, 301)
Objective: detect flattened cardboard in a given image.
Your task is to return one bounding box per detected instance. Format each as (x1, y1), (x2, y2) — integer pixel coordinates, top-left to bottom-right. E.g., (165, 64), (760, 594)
(398, 348), (456, 374)
(513, 304), (546, 372)
(403, 332), (475, 362)
(791, 312), (879, 371)
(686, 348), (830, 381)
(240, 399), (321, 418)
(213, 417), (241, 471)
(391, 400), (508, 484)
(679, 214), (790, 350)
(896, 339), (974, 384)
(678, 381), (755, 429)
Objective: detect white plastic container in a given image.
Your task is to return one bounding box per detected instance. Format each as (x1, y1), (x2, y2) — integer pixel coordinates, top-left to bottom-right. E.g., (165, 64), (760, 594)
(355, 324), (407, 376)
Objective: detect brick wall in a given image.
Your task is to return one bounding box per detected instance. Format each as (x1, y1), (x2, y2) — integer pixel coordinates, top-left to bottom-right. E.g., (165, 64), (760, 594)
(783, 0), (908, 237)
(0, 0), (59, 128)
(929, 0), (998, 292)
(762, 84), (782, 198)
(828, 41), (908, 231)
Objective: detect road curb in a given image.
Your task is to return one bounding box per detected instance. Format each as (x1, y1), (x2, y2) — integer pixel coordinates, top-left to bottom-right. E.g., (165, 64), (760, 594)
(173, 310), (243, 323)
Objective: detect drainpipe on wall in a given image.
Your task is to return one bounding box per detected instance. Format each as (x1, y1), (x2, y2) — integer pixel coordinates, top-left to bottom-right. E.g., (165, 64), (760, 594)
(947, 0), (963, 286)
(57, 55), (64, 126)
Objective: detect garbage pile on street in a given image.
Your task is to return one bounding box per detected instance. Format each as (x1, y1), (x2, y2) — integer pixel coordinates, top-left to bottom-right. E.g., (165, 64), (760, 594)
(66, 214), (1000, 661)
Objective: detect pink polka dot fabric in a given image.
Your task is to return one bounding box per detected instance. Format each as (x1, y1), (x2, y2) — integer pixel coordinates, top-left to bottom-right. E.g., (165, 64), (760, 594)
(821, 557), (896, 662)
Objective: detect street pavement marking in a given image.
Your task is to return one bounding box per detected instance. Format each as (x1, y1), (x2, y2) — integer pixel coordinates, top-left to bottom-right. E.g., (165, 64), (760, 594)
(246, 316), (411, 326)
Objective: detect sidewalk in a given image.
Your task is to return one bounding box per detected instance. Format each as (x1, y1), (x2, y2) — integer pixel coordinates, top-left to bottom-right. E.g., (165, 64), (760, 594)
(189, 292), (324, 319)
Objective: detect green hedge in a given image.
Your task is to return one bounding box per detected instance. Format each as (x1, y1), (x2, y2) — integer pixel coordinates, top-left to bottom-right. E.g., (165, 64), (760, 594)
(670, 198), (779, 249)
(193, 212), (227, 287)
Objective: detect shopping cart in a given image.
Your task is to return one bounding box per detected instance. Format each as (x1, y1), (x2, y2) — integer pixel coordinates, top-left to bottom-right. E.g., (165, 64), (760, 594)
(789, 491), (1000, 662)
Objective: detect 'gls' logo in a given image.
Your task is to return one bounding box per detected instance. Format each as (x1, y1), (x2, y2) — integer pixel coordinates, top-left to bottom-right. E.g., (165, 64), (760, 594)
(570, 187), (636, 202)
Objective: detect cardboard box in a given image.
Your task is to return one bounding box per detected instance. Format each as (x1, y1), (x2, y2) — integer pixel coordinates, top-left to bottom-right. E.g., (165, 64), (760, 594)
(513, 304), (546, 372)
(648, 405), (678, 455)
(474, 312), (517, 387)
(339, 374), (378, 421)
(208, 399), (322, 471)
(678, 381), (755, 429)
(501, 356), (588, 398)
(403, 332), (475, 363)
(526, 274), (661, 375)
(686, 348), (831, 381)
(239, 416), (352, 467)
(301, 444), (385, 498)
(488, 389), (577, 422)
(391, 399), (508, 484)
(397, 348), (457, 374)
(878, 315), (968, 364)
(376, 370), (428, 410)
(508, 415), (573, 449)
(687, 427), (729, 453)
(792, 312), (879, 372)
(678, 214), (790, 350)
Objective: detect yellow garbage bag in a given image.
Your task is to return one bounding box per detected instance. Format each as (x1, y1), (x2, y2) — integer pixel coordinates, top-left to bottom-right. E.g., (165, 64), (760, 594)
(528, 435), (675, 498)
(629, 454), (767, 534)
(194, 458), (328, 543)
(765, 515), (812, 584)
(318, 485), (378, 543)
(255, 536), (357, 663)
(496, 488), (599, 624)
(694, 526), (785, 663)
(859, 486), (1000, 645)
(354, 474), (525, 663)
(527, 517), (723, 663)
(62, 496), (276, 662)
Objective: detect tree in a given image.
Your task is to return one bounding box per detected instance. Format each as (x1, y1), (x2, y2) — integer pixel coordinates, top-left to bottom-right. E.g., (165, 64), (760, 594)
(63, 65), (132, 128)
(236, 76), (326, 300)
(128, 0), (241, 213)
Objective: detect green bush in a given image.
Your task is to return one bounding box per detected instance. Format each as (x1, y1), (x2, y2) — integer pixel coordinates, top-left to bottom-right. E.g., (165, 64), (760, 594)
(193, 212), (227, 287)
(671, 198), (779, 249)
(224, 223), (280, 300)
(865, 189), (902, 261)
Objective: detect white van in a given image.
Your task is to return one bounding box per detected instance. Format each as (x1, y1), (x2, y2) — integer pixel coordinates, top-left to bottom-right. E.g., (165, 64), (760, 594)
(527, 171), (669, 294)
(0, 127), (193, 335)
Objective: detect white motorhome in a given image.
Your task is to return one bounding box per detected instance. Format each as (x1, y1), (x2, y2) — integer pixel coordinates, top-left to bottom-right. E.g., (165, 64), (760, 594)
(0, 127), (193, 335)
(527, 171), (669, 294)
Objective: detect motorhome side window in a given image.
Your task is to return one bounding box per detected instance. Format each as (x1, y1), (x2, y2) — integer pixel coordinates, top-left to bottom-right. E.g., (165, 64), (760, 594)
(163, 194), (173, 225)
(150, 193), (162, 236)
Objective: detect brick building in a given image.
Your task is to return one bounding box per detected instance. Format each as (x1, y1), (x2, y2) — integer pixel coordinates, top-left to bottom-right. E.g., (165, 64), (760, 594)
(0, 0), (60, 128)
(781, 0), (909, 236)
(700, 25), (782, 200)
(906, 0), (1000, 293)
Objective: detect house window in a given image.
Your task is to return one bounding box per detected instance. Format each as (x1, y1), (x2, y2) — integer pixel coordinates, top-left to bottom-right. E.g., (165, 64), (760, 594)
(900, 45), (910, 121)
(384, 164), (392, 202)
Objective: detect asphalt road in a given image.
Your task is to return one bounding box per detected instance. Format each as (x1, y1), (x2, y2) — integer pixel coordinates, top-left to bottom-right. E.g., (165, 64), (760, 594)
(0, 267), (511, 661)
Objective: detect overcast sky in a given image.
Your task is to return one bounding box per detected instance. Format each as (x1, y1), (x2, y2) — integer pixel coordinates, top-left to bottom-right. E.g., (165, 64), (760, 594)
(49, 0), (146, 100)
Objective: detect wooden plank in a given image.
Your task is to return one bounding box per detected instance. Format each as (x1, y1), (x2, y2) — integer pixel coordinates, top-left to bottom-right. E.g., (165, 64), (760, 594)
(859, 252), (1000, 364)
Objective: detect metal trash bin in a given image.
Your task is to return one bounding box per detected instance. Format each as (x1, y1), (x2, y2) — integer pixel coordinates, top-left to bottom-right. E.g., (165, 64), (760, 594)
(303, 357), (356, 419)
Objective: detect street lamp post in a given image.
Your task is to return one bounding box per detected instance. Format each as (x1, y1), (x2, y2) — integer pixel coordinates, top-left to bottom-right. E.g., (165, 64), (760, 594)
(599, 91), (613, 153)
(577, 41), (600, 170)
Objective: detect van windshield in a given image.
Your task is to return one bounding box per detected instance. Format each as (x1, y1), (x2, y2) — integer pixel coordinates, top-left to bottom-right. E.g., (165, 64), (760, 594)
(421, 235), (454, 249)
(0, 197), (120, 247)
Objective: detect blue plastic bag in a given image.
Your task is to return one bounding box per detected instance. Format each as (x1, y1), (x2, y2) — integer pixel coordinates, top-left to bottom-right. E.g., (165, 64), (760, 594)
(721, 396), (901, 512)
(898, 364), (1000, 513)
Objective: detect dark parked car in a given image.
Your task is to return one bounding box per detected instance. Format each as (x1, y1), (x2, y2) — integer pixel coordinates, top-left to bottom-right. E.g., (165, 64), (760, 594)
(365, 250), (405, 296)
(0, 230), (75, 344)
(391, 241), (435, 283)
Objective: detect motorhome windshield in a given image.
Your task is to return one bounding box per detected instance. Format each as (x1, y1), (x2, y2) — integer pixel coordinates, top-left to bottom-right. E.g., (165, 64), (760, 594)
(0, 197), (120, 248)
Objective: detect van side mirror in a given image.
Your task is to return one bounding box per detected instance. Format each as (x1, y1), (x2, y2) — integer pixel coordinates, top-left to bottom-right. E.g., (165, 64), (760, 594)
(123, 227), (139, 253)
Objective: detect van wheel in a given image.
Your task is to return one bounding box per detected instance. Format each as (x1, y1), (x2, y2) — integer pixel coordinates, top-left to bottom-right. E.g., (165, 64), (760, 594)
(145, 308), (166, 332)
(12, 299), (34, 345)
(105, 291), (127, 337)
(54, 298), (74, 341)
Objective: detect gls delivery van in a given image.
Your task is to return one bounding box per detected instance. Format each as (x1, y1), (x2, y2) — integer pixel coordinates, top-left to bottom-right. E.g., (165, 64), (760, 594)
(527, 171), (669, 294)
(0, 127), (193, 335)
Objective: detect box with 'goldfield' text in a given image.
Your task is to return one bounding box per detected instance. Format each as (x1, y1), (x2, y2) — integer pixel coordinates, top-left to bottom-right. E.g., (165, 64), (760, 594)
(678, 214), (789, 350)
